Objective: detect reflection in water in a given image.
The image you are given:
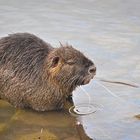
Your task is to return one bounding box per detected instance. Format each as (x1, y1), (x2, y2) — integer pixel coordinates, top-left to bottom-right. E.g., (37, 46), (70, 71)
(0, 100), (81, 140)
(0, 99), (92, 140)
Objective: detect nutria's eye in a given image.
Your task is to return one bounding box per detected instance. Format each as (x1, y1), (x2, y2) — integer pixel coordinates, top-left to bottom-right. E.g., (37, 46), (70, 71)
(67, 60), (75, 65)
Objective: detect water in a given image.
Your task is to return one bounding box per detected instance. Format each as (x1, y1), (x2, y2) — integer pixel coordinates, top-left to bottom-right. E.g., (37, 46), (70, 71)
(0, 0), (140, 139)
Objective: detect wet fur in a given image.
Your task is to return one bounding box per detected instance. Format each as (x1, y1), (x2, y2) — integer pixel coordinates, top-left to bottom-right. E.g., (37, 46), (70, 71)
(0, 33), (94, 111)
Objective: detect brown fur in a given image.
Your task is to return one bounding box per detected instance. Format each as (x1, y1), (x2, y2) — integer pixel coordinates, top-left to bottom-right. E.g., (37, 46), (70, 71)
(0, 33), (96, 111)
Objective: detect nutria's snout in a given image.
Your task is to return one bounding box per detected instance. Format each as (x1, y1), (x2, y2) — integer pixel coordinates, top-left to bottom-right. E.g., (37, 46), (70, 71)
(81, 64), (96, 85)
(88, 65), (96, 76)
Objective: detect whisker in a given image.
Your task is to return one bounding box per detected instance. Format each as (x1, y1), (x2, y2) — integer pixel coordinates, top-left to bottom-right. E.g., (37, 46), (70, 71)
(80, 86), (91, 111)
(69, 75), (80, 85)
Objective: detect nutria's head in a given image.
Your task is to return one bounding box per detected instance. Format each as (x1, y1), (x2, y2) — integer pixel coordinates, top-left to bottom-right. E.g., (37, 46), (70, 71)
(47, 45), (96, 92)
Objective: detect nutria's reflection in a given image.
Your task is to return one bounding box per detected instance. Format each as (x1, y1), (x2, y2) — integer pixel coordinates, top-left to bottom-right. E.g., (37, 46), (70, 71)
(0, 100), (92, 140)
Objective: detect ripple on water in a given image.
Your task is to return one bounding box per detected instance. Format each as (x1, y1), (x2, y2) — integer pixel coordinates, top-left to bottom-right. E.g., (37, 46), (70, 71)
(69, 104), (99, 116)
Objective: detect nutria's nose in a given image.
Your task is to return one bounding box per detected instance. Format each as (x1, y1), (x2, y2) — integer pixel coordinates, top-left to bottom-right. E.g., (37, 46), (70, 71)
(88, 66), (96, 75)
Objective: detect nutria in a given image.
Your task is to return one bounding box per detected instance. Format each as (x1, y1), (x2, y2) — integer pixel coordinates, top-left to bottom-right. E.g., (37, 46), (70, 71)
(0, 33), (96, 111)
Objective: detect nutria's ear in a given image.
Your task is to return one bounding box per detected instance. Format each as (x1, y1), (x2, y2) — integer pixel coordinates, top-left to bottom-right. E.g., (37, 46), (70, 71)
(51, 56), (60, 68)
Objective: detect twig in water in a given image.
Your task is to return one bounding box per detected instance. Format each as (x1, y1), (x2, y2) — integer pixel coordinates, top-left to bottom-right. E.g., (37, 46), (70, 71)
(95, 78), (139, 88)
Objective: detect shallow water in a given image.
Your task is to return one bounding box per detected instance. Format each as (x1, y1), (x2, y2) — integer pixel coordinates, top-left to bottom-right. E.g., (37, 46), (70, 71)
(0, 0), (140, 139)
(0, 100), (81, 140)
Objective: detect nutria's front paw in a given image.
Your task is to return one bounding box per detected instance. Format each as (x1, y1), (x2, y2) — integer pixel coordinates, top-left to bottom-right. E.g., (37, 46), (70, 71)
(66, 95), (73, 103)
(63, 95), (73, 110)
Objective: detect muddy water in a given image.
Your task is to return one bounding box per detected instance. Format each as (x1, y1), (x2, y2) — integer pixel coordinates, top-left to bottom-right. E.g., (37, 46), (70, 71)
(0, 100), (82, 140)
(0, 0), (140, 140)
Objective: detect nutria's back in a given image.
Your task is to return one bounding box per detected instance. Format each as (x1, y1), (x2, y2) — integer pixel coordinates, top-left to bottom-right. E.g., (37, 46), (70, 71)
(0, 33), (96, 111)
(0, 33), (53, 82)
